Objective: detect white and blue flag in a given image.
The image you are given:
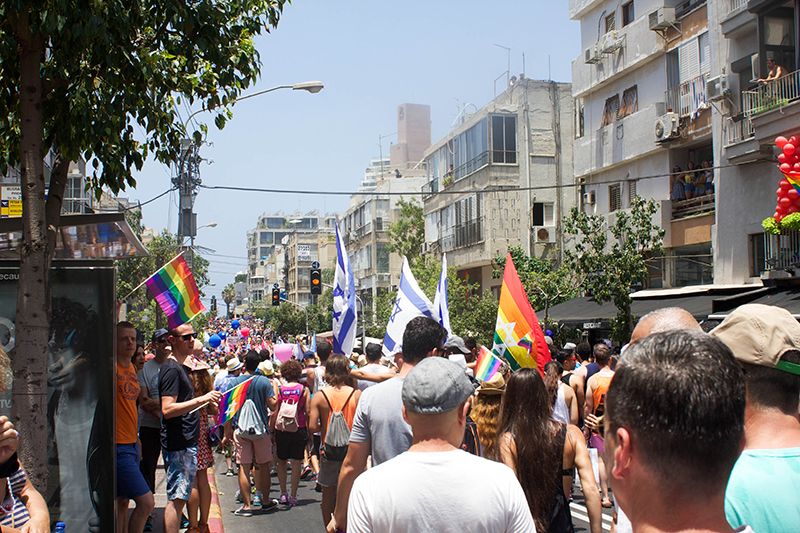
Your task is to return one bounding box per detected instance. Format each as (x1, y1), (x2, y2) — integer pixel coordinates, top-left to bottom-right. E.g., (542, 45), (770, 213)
(433, 253), (451, 336)
(333, 222), (357, 355)
(383, 257), (434, 358)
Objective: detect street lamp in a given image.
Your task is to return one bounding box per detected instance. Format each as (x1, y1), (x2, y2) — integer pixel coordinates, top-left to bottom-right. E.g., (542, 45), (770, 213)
(198, 222), (218, 229)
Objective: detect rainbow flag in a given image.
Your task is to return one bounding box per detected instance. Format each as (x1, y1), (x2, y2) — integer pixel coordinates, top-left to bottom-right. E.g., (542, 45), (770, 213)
(784, 172), (800, 193)
(491, 252), (551, 376)
(475, 345), (502, 382)
(215, 376), (255, 428)
(145, 254), (206, 329)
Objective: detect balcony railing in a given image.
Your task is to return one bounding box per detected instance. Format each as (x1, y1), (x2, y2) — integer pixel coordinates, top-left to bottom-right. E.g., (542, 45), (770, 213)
(423, 179), (439, 197)
(723, 116), (755, 147)
(665, 74), (709, 118)
(763, 229), (800, 271)
(439, 217), (485, 251)
(671, 194), (715, 219)
(743, 70), (800, 117)
(726, 0), (747, 16)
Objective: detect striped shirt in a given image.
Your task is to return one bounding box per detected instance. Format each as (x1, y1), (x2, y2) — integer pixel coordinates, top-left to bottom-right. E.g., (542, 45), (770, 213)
(0, 467), (31, 529)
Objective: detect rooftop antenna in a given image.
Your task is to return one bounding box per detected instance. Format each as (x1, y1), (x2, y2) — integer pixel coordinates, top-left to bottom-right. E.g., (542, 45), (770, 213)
(493, 43), (511, 97)
(549, 54), (551, 80)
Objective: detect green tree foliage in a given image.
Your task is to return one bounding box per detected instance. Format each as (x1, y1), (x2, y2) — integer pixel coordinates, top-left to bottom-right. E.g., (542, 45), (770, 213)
(562, 196), (665, 341)
(493, 246), (583, 331)
(1, 0), (289, 482)
(386, 198), (425, 264)
(222, 283), (235, 319)
(235, 273), (248, 283)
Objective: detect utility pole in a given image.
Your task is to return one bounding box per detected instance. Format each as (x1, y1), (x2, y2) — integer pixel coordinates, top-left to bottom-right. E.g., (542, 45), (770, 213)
(174, 139), (202, 270)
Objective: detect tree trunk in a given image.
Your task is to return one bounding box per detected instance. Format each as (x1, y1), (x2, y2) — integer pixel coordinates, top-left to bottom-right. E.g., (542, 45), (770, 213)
(12, 11), (49, 491)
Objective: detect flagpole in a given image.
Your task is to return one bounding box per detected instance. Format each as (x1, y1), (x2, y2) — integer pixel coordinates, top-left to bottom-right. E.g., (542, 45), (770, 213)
(121, 250), (187, 301)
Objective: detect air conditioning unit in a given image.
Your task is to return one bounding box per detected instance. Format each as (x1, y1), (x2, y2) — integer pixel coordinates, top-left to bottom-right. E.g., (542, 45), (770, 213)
(706, 75), (730, 101)
(600, 31), (622, 54)
(377, 273), (390, 282)
(420, 241), (435, 255)
(584, 190), (596, 205)
(649, 7), (676, 30)
(585, 44), (603, 64)
(654, 112), (680, 142)
(533, 226), (557, 244)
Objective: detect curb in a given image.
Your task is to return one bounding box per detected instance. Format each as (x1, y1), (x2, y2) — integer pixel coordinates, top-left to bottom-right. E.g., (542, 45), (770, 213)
(207, 465), (224, 533)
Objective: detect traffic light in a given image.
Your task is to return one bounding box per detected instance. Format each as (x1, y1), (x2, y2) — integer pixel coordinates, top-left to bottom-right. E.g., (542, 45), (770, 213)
(272, 287), (280, 306)
(310, 267), (322, 295)
(211, 295), (217, 312)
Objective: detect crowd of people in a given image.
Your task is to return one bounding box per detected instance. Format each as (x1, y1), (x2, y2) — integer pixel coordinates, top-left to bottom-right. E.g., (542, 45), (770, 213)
(670, 160), (715, 201)
(107, 305), (800, 533)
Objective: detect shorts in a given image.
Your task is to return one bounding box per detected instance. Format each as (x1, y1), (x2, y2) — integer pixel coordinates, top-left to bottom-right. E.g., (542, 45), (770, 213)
(163, 447), (198, 501)
(275, 428), (308, 461)
(116, 443), (151, 499)
(588, 433), (605, 453)
(309, 434), (321, 457)
(684, 182), (695, 194)
(234, 431), (273, 465)
(317, 455), (343, 487)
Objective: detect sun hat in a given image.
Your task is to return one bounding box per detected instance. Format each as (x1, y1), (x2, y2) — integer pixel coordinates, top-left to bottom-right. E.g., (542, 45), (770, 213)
(402, 357), (474, 414)
(226, 358), (244, 372)
(257, 360), (274, 376)
(476, 372), (506, 395)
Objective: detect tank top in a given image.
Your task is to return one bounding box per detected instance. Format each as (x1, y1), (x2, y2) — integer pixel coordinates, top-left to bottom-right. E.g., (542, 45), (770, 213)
(592, 373), (613, 435)
(319, 386), (357, 443)
(279, 382), (306, 427)
(551, 385), (570, 425)
(314, 364), (328, 395)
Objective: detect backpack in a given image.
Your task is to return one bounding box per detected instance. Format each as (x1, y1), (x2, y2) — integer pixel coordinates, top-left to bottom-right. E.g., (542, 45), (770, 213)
(275, 385), (300, 433)
(236, 398), (267, 440)
(320, 388), (355, 462)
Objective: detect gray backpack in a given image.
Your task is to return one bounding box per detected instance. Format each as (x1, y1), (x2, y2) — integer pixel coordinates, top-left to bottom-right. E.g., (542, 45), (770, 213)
(236, 398), (267, 440)
(321, 388), (355, 462)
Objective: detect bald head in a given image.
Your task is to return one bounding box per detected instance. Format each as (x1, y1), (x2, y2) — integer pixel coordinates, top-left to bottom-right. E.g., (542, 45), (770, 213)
(631, 307), (701, 343)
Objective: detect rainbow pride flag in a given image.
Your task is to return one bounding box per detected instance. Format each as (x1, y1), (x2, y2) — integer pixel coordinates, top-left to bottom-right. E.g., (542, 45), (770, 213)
(145, 254), (206, 329)
(783, 172), (800, 193)
(491, 252), (551, 376)
(216, 376), (255, 428)
(475, 345), (502, 382)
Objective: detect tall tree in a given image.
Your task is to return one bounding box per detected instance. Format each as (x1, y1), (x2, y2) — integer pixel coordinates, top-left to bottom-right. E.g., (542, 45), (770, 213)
(222, 284), (235, 319)
(0, 0), (289, 485)
(386, 198), (425, 265)
(562, 196), (665, 341)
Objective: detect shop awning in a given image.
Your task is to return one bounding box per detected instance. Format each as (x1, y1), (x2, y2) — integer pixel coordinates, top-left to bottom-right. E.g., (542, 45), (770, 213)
(709, 287), (800, 319)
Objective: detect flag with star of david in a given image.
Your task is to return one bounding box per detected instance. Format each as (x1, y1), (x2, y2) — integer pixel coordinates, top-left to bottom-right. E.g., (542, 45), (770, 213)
(382, 257), (434, 359)
(333, 221), (357, 355)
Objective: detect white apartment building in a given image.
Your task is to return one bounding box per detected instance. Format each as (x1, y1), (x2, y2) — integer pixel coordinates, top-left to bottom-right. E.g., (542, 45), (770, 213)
(571, 0), (716, 288)
(421, 78), (574, 297)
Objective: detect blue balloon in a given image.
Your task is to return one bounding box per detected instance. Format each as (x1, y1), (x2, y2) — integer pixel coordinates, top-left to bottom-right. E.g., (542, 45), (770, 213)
(219, 331), (227, 340)
(546, 330), (553, 337)
(231, 320), (240, 330)
(208, 334), (222, 348)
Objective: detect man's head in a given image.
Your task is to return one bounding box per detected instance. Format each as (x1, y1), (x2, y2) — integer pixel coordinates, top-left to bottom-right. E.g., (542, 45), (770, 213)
(463, 337), (478, 363)
(401, 357), (473, 445)
(117, 321), (137, 361)
(631, 307), (700, 343)
(365, 343), (382, 364)
(593, 343), (611, 367)
(226, 357), (243, 375)
(323, 354), (351, 386)
(605, 330), (745, 505)
(556, 349), (576, 371)
(243, 350), (260, 373)
(317, 340), (333, 363)
(152, 328), (170, 358)
(402, 317), (447, 365)
(168, 323), (196, 357)
(711, 304), (800, 415)
(444, 336), (470, 357)
(575, 342), (591, 363)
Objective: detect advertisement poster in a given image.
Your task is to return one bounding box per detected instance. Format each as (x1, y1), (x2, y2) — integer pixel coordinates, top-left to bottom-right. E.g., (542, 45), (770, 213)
(297, 244), (311, 261)
(0, 266), (115, 532)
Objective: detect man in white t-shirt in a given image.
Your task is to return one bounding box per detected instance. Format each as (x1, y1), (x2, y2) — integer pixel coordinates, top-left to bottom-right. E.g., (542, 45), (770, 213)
(357, 343), (392, 391)
(347, 357), (534, 533)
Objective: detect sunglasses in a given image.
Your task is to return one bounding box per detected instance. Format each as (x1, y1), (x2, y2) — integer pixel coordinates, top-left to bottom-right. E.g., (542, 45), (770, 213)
(155, 337), (168, 344)
(180, 333), (198, 341)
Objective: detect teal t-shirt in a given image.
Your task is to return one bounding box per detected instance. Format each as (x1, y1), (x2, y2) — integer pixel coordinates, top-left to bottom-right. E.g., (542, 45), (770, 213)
(725, 447), (800, 533)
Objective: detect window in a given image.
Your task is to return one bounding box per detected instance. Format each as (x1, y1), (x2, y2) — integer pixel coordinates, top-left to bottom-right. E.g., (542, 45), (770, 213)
(628, 180), (638, 204)
(622, 1), (634, 27)
(601, 95), (620, 127)
(751, 233), (766, 277)
(609, 184), (622, 212)
(377, 243), (390, 273)
(532, 203), (555, 226)
(491, 115), (517, 164)
(454, 193), (484, 248)
(575, 98), (585, 138)
(619, 86), (638, 118)
(605, 12), (616, 33)
(260, 232), (273, 244)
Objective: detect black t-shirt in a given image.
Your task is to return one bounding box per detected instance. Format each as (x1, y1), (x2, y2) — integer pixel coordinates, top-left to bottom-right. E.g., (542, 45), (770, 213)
(159, 358), (198, 451)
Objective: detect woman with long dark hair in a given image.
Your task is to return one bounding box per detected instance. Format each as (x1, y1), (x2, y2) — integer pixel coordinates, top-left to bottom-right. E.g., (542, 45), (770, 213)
(498, 368), (602, 533)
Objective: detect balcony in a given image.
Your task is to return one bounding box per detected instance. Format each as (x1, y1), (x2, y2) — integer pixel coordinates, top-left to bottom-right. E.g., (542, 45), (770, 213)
(665, 74), (708, 118)
(671, 194), (715, 220)
(721, 0), (755, 37)
(439, 217), (485, 252)
(573, 104), (663, 178)
(422, 179), (439, 198)
(572, 15), (665, 98)
(762, 229), (800, 272)
(743, 70), (800, 118)
(722, 116), (755, 148)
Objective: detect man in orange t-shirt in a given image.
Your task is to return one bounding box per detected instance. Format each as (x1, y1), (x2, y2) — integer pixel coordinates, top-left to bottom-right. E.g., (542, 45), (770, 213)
(117, 322), (155, 533)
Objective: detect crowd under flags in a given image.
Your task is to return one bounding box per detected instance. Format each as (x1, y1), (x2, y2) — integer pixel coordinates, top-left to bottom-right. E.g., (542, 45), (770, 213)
(333, 221), (358, 356)
(492, 252), (551, 376)
(145, 253), (206, 329)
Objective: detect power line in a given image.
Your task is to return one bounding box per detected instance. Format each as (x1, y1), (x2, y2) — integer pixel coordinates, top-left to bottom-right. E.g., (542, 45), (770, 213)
(126, 187), (176, 211)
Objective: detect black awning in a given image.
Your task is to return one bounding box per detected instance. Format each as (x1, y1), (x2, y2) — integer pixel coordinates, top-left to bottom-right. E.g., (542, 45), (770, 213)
(709, 287), (800, 319)
(536, 297), (617, 330)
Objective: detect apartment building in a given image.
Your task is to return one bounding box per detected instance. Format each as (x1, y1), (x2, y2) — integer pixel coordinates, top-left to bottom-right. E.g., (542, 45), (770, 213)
(283, 230), (337, 306)
(571, 0), (716, 288)
(421, 78), (574, 297)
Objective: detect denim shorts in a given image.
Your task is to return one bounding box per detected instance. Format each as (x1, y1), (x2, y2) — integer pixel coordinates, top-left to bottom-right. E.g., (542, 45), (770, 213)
(163, 447), (198, 501)
(117, 443), (151, 499)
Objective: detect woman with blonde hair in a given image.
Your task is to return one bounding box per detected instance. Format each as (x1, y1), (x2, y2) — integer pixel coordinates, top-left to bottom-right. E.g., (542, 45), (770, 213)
(470, 372), (506, 459)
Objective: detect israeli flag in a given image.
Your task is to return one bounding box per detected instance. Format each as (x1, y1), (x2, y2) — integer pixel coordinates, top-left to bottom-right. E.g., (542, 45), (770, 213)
(433, 253), (451, 336)
(333, 222), (357, 355)
(383, 257), (434, 358)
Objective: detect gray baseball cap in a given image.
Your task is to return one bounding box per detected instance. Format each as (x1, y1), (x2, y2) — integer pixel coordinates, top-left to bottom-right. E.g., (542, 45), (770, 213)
(444, 335), (470, 354)
(402, 357), (474, 414)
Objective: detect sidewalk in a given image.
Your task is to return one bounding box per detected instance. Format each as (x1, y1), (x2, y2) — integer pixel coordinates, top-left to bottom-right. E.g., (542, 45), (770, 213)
(147, 455), (225, 533)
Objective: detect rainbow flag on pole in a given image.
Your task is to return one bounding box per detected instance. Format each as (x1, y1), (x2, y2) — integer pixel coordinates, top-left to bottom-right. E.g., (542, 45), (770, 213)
(783, 172), (800, 193)
(215, 376), (255, 428)
(475, 345), (503, 382)
(145, 254), (206, 329)
(491, 252), (551, 376)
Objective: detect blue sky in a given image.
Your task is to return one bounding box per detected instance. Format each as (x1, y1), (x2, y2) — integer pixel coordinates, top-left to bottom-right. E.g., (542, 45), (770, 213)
(130, 0), (581, 303)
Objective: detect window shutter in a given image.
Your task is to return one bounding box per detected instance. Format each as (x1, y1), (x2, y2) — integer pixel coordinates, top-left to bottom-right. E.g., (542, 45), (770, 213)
(679, 37), (700, 83)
